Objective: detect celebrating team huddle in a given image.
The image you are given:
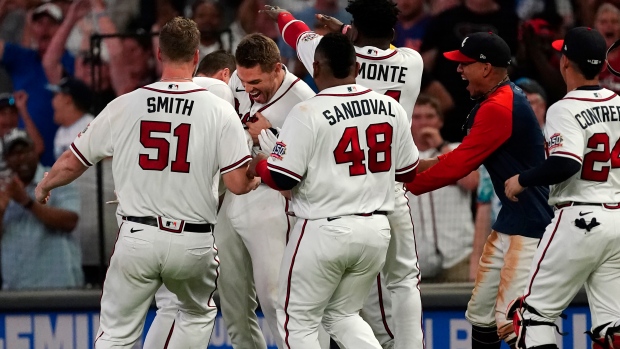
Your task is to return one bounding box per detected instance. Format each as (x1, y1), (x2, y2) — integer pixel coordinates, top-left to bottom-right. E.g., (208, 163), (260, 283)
(31, 0), (620, 348)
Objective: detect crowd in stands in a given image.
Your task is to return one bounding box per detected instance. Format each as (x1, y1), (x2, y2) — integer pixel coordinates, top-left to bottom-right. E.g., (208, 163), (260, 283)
(0, 0), (617, 289)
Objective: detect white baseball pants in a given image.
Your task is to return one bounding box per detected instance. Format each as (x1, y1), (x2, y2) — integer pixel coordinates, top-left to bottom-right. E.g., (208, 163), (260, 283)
(362, 185), (424, 349)
(466, 230), (539, 343)
(519, 205), (620, 348)
(214, 186), (292, 349)
(94, 220), (219, 349)
(278, 215), (391, 349)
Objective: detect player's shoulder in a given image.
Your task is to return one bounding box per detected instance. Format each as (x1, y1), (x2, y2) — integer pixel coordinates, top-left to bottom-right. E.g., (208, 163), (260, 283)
(285, 71), (316, 101)
(193, 76), (228, 89)
(394, 47), (423, 61)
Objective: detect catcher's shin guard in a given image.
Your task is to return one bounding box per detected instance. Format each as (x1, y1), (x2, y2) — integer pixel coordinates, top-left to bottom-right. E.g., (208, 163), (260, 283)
(472, 325), (501, 349)
(588, 321), (620, 349)
(506, 297), (566, 349)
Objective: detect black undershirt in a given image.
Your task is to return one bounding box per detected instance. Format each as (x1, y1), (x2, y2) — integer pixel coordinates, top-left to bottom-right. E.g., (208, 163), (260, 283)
(519, 156), (582, 187)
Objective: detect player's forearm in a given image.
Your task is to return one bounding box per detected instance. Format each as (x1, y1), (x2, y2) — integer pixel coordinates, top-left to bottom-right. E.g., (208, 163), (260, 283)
(39, 150), (88, 194)
(518, 156), (581, 187)
(277, 12), (310, 50)
(30, 202), (78, 232)
(416, 158), (439, 172)
(222, 164), (257, 195)
(457, 169), (480, 192)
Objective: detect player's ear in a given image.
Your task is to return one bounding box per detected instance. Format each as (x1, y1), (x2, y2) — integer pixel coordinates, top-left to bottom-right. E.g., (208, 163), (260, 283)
(353, 61), (360, 77)
(157, 48), (163, 62)
(313, 61), (320, 80)
(193, 49), (199, 66)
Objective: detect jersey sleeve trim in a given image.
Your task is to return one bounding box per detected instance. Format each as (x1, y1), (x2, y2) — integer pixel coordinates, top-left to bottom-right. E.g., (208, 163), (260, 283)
(221, 155), (252, 174)
(140, 86), (207, 94)
(355, 50), (397, 61)
(70, 143), (93, 167)
(549, 151), (583, 163)
(395, 159), (419, 175)
(267, 163), (303, 181)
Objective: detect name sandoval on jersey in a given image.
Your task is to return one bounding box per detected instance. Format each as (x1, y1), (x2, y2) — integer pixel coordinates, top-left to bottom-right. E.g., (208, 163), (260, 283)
(358, 62), (407, 83)
(574, 105), (620, 129)
(323, 99), (396, 125)
(146, 96), (195, 116)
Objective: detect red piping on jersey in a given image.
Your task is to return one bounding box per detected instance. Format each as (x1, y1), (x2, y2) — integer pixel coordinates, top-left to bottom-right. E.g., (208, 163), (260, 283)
(524, 210), (564, 299)
(284, 219), (308, 349)
(404, 189), (426, 348)
(316, 89), (373, 97)
(93, 331), (105, 348)
(563, 93), (617, 102)
(285, 199), (291, 244)
(397, 159), (419, 174)
(268, 162), (303, 181)
(221, 155), (252, 173)
(551, 151), (583, 162)
(377, 274), (395, 339)
(604, 203), (620, 209)
(208, 244), (220, 308)
(71, 143), (93, 166)
(163, 320), (176, 349)
(356, 50), (398, 61)
(255, 78), (302, 114)
(140, 86), (207, 94)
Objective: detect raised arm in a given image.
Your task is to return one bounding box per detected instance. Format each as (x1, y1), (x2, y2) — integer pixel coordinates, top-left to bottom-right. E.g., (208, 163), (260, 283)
(13, 91), (45, 157)
(42, 0), (90, 84)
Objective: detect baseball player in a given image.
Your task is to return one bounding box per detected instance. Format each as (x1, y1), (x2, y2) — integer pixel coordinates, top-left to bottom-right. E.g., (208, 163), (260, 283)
(216, 33), (315, 349)
(263, 1), (425, 347)
(405, 32), (553, 349)
(250, 32), (419, 349)
(505, 27), (620, 349)
(34, 17), (259, 348)
(143, 49), (237, 349)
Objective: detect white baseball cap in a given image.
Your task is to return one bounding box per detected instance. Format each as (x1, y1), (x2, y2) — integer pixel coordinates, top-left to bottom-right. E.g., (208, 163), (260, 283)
(32, 3), (63, 23)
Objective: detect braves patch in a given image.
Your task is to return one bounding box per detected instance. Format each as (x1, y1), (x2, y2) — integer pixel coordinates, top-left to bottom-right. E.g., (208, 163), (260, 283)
(77, 123), (90, 138)
(547, 133), (563, 150)
(271, 141), (287, 160)
(301, 32), (319, 42)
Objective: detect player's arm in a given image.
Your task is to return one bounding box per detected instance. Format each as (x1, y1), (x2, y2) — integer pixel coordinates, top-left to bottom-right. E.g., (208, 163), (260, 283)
(35, 149), (88, 204)
(221, 165), (260, 195)
(406, 102), (513, 195)
(394, 106), (419, 183)
(504, 104), (583, 201)
(219, 110), (260, 195)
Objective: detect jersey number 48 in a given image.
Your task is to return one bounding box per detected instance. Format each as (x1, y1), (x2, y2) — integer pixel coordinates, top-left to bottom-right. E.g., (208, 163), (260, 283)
(333, 123), (393, 176)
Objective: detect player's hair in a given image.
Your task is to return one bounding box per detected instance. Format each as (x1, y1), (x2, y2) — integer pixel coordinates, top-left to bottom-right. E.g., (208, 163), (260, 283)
(568, 59), (602, 80)
(415, 94), (443, 121)
(235, 34), (281, 72)
(315, 33), (356, 79)
(196, 50), (236, 76)
(346, 0), (399, 39)
(159, 17), (200, 63)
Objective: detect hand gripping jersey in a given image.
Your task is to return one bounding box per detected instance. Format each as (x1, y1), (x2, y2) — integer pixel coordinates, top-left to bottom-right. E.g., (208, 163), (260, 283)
(267, 84), (419, 219)
(544, 86), (620, 205)
(71, 81), (251, 223)
(193, 76), (235, 106)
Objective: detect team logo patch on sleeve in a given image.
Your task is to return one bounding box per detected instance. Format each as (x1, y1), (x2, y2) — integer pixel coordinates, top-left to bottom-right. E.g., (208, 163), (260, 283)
(301, 33), (319, 42)
(78, 123), (90, 138)
(271, 141), (287, 160)
(548, 133), (563, 150)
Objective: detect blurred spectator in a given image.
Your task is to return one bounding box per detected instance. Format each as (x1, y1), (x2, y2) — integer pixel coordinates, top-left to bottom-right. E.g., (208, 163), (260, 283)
(515, 77), (547, 128)
(516, 0), (574, 28)
(512, 17), (566, 104)
(420, 0), (519, 142)
(429, 0), (460, 15)
(192, 0), (233, 58)
(407, 95), (478, 282)
(0, 128), (83, 290)
(595, 3), (620, 93)
(0, 0), (26, 43)
(393, 0), (430, 51)
(49, 77), (92, 158)
(0, 91), (44, 154)
(0, 2), (75, 166)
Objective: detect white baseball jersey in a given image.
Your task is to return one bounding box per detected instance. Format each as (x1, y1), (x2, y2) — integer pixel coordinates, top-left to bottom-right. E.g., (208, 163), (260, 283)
(293, 32), (423, 120)
(193, 76), (235, 106)
(71, 81), (251, 223)
(228, 66), (315, 128)
(544, 87), (620, 205)
(268, 84), (419, 219)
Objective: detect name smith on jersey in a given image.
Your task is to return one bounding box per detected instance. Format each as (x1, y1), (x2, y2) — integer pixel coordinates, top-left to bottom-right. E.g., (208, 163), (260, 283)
(574, 104), (620, 129)
(323, 98), (396, 125)
(146, 96), (195, 116)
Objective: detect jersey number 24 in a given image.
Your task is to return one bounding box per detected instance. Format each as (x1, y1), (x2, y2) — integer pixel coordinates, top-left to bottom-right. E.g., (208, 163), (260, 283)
(333, 123), (393, 176)
(581, 133), (620, 182)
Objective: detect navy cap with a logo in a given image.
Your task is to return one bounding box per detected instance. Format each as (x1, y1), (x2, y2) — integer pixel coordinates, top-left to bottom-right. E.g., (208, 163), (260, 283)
(552, 27), (606, 76)
(443, 32), (512, 68)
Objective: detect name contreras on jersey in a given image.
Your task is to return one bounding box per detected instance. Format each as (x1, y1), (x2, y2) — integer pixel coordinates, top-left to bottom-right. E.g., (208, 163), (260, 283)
(322, 99), (396, 126)
(146, 97), (195, 116)
(358, 63), (407, 83)
(574, 105), (620, 129)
